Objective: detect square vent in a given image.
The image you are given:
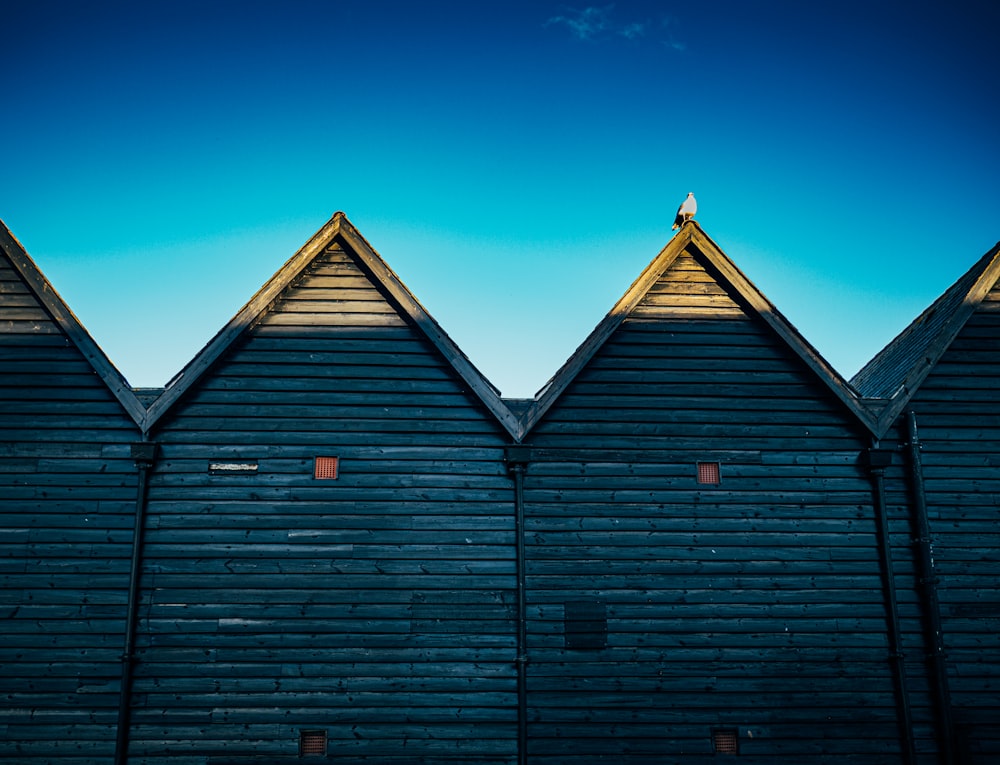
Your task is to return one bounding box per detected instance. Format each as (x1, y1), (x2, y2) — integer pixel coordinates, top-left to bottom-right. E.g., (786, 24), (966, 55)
(314, 456), (339, 480)
(712, 728), (738, 754)
(697, 461), (721, 485)
(300, 729), (327, 756)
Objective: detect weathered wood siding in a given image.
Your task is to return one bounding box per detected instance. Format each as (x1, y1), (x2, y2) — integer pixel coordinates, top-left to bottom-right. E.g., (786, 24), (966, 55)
(133, 240), (517, 764)
(0, 254), (141, 763)
(881, 282), (1000, 764)
(520, 248), (896, 763)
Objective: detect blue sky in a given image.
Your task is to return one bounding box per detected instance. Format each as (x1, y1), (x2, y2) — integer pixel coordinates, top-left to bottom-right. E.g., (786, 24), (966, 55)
(3, 1), (998, 397)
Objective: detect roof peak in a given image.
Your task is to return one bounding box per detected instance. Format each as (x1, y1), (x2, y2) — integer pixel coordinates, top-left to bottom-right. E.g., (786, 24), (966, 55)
(142, 212), (521, 439)
(516, 221), (877, 439)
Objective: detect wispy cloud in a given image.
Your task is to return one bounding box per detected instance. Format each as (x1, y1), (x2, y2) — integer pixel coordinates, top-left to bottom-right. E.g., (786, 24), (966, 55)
(545, 5), (613, 41)
(657, 15), (686, 51)
(619, 21), (646, 41)
(545, 5), (683, 50)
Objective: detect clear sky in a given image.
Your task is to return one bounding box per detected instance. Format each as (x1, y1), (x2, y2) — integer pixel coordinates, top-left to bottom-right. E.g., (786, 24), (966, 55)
(3, 1), (998, 397)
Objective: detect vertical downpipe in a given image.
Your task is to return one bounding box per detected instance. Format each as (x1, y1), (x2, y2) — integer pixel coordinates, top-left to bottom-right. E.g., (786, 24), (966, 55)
(505, 446), (530, 765)
(866, 445), (915, 764)
(905, 411), (955, 765)
(115, 441), (157, 765)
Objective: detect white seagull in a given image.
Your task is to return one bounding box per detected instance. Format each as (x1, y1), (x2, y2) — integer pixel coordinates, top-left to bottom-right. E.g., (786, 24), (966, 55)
(672, 192), (697, 230)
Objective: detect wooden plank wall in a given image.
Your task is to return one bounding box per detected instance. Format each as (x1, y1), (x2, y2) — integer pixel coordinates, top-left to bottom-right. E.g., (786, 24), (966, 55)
(14, 227), (995, 764)
(132, 241), (517, 764)
(520, 248), (898, 763)
(0, 254), (142, 763)
(882, 282), (1000, 764)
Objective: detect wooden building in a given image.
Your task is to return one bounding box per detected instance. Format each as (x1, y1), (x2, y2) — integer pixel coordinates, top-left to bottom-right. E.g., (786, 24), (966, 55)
(512, 222), (904, 763)
(2, 212), (997, 765)
(130, 214), (520, 764)
(0, 222), (147, 763)
(852, 240), (1000, 765)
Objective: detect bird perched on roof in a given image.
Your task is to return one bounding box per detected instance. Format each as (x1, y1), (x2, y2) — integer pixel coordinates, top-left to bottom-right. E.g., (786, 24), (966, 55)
(672, 192), (697, 230)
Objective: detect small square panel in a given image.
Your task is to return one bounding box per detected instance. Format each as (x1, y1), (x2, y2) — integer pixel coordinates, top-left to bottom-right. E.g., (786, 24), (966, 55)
(314, 456), (339, 480)
(300, 729), (327, 756)
(697, 461), (721, 484)
(713, 729), (738, 754)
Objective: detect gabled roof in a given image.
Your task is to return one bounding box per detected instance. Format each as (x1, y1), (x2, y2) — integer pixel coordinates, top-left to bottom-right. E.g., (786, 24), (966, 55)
(0, 218), (146, 428)
(851, 239), (1000, 438)
(143, 212), (520, 438)
(518, 220), (880, 439)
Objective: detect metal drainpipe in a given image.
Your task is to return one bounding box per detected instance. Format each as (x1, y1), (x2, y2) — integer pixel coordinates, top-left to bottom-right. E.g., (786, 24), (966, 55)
(505, 445), (530, 765)
(865, 445), (915, 765)
(115, 441), (158, 765)
(904, 411), (955, 765)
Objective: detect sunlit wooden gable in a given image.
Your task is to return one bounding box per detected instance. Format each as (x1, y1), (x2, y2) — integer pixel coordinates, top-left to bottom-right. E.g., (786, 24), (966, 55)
(142, 211), (519, 438)
(518, 220), (879, 439)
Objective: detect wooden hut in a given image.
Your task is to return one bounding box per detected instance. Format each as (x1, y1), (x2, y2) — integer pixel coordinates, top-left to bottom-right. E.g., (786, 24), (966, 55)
(512, 221), (905, 763)
(0, 221), (147, 764)
(852, 239), (1000, 765)
(128, 213), (521, 764)
(5, 210), (997, 765)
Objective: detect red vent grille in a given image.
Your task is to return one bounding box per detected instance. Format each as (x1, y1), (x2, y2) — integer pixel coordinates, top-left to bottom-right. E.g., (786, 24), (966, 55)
(314, 456), (339, 480)
(697, 461), (721, 484)
(713, 729), (738, 754)
(300, 729), (327, 756)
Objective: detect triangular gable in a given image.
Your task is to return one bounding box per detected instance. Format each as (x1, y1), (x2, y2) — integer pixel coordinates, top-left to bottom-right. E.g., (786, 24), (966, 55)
(0, 219), (146, 428)
(519, 220), (879, 438)
(143, 212), (520, 438)
(851, 239), (1000, 438)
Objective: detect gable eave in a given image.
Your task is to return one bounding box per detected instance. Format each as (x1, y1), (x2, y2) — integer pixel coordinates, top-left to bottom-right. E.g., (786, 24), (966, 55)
(144, 213), (521, 440)
(517, 222), (695, 439)
(520, 221), (879, 440)
(0, 219), (147, 429)
(866, 240), (1000, 438)
(685, 224), (881, 436)
(141, 213), (346, 433)
(334, 217), (521, 440)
